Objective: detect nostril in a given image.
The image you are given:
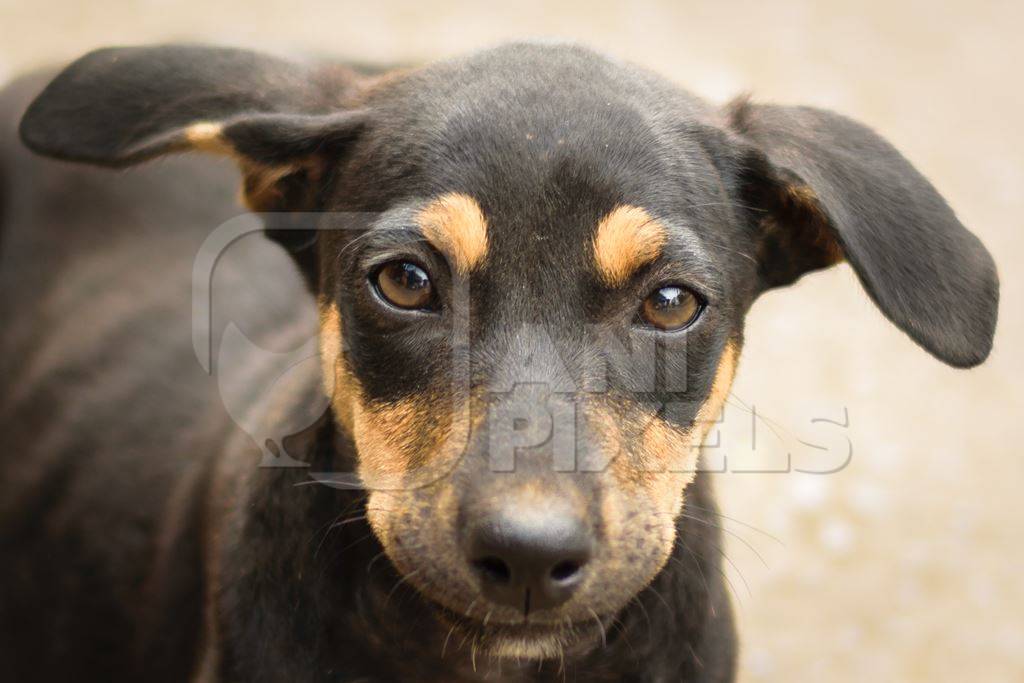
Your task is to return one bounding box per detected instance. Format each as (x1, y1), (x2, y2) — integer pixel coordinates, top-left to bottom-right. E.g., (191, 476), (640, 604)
(472, 556), (512, 584)
(550, 560), (583, 583)
(464, 505), (594, 610)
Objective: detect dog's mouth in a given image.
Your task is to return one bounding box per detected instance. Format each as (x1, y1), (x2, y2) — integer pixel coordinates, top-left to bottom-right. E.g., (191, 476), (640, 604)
(433, 603), (607, 661)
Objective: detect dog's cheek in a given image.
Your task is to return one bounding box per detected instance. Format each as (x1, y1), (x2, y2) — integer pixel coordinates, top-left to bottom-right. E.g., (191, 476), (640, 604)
(581, 477), (676, 615)
(318, 299), (357, 434)
(567, 408), (682, 615)
(632, 338), (739, 525)
(367, 484), (471, 610)
(365, 488), (426, 570)
(318, 298), (471, 487)
(585, 341), (740, 609)
(349, 382), (474, 492)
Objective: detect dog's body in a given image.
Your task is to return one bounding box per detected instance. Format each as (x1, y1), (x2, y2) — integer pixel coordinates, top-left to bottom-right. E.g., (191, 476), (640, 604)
(0, 69), (734, 683)
(0, 149), (732, 682)
(0, 43), (998, 682)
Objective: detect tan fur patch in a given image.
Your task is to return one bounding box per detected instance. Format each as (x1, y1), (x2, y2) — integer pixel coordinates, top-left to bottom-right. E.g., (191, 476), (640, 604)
(317, 299), (342, 394)
(648, 339), (737, 466)
(317, 298), (473, 491)
(352, 397), (447, 477)
(593, 205), (667, 286)
(694, 339), (739, 437)
(771, 184), (845, 267)
(354, 391), (476, 489)
(600, 340), (740, 497)
(317, 299), (356, 434)
(184, 121), (313, 212)
(184, 121), (232, 155)
(238, 160), (304, 212)
(417, 193), (490, 275)
(491, 634), (564, 660)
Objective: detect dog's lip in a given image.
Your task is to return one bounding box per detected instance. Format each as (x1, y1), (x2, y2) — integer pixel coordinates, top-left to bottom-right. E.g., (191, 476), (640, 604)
(434, 602), (604, 646)
(416, 584), (609, 653)
(436, 603), (562, 631)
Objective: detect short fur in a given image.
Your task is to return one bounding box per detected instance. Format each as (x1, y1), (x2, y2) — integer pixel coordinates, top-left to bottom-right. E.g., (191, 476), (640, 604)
(1, 42), (998, 682)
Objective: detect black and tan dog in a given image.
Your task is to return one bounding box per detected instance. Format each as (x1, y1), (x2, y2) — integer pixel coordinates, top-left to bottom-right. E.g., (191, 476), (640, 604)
(0, 43), (998, 682)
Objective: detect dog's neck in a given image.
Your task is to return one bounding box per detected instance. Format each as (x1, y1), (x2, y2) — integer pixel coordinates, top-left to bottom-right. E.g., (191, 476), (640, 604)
(212, 414), (735, 682)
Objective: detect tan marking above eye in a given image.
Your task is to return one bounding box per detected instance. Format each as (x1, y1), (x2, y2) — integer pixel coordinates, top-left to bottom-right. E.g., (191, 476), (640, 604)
(417, 192), (489, 275)
(593, 205), (667, 286)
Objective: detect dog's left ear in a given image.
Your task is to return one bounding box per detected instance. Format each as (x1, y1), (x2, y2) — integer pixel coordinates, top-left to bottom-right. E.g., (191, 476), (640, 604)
(726, 99), (999, 368)
(20, 45), (369, 206)
(20, 44), (372, 287)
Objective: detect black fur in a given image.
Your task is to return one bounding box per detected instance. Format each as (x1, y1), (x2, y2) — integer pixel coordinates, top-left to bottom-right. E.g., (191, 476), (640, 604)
(1, 42), (998, 682)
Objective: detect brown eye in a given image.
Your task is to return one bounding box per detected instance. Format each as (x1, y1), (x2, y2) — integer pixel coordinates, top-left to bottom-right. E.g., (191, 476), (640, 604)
(374, 261), (434, 310)
(640, 285), (702, 331)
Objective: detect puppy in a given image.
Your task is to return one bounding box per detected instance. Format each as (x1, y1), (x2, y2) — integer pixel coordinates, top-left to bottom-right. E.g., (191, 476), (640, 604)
(1, 42), (998, 682)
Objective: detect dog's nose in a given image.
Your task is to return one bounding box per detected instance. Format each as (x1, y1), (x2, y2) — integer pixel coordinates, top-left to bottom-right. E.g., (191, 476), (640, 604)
(466, 506), (593, 613)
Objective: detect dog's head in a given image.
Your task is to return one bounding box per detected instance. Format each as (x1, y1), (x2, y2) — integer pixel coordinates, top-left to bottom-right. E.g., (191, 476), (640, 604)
(21, 42), (998, 658)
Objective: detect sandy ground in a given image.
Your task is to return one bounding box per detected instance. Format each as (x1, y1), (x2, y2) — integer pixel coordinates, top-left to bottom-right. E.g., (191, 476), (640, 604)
(2, 1), (1022, 680)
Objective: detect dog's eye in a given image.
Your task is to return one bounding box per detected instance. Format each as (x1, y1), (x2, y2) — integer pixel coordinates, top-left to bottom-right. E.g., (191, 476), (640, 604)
(639, 285), (702, 331)
(374, 261), (434, 310)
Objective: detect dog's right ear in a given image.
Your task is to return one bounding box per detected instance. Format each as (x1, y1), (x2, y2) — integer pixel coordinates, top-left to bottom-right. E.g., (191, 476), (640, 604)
(724, 99), (999, 368)
(19, 44), (369, 213)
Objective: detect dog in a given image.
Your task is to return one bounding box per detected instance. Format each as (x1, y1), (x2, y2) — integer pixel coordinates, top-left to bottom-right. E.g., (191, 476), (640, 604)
(0, 42), (998, 682)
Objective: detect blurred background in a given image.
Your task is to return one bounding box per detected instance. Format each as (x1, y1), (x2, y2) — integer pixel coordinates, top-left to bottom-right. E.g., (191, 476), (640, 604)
(3, 0), (1021, 680)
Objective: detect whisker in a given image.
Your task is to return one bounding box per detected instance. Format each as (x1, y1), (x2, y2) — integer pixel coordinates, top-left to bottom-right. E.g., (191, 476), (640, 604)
(681, 502), (785, 546)
(706, 538), (753, 598)
(464, 597), (479, 620)
(334, 532), (375, 557)
(587, 607), (607, 648)
(724, 391), (800, 453)
(606, 613), (639, 659)
(440, 621), (458, 658)
(641, 582), (673, 616)
(309, 494), (372, 556)
(314, 504), (398, 561)
(714, 560), (745, 610)
(672, 544), (745, 610)
(686, 200), (767, 213)
(291, 478), (362, 488)
(365, 550), (387, 575)
(672, 538), (713, 606)
(692, 236), (758, 266)
(628, 593), (653, 637)
(383, 568), (421, 610)
(327, 513), (367, 531)
(678, 512), (771, 569)
(457, 628), (473, 654)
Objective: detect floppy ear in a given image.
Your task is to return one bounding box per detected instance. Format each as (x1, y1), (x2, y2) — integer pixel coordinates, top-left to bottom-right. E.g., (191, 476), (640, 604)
(726, 99), (999, 368)
(19, 45), (370, 282)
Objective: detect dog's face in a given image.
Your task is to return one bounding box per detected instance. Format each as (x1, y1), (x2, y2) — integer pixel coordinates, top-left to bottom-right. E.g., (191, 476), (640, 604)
(316, 74), (750, 653)
(309, 58), (763, 654)
(21, 42), (999, 659)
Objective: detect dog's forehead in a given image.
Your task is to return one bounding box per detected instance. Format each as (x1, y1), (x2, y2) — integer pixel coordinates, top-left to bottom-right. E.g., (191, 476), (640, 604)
(340, 43), (746, 319)
(365, 42), (720, 203)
